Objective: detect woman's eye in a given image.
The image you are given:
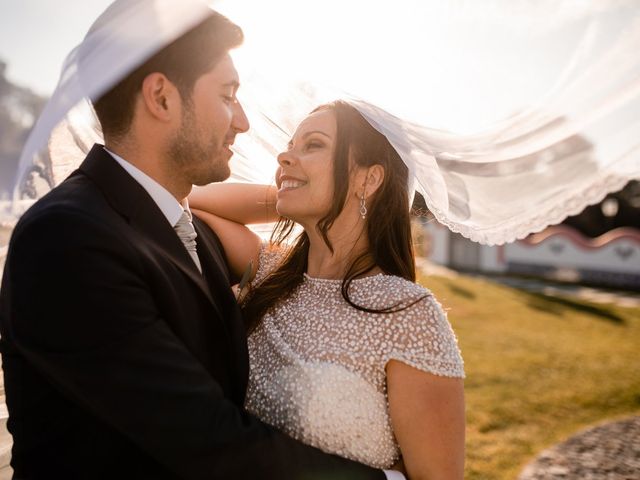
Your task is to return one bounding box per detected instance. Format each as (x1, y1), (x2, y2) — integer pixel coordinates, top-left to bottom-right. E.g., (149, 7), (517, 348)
(222, 95), (235, 104)
(306, 141), (323, 150)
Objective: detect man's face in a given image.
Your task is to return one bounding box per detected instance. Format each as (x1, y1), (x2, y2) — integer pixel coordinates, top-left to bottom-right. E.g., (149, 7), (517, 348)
(167, 53), (249, 185)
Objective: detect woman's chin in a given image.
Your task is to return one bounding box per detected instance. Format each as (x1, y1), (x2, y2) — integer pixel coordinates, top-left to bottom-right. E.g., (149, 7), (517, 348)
(277, 212), (299, 224)
(275, 205), (307, 226)
(275, 203), (295, 220)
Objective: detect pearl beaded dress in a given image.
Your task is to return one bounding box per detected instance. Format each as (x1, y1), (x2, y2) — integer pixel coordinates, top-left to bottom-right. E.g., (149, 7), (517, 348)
(244, 245), (465, 468)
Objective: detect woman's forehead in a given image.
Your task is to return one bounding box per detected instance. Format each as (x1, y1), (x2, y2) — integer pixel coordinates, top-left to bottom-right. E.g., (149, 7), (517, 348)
(294, 109), (336, 138)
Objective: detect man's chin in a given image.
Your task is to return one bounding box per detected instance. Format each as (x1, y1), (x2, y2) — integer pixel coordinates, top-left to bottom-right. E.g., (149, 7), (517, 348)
(193, 165), (231, 186)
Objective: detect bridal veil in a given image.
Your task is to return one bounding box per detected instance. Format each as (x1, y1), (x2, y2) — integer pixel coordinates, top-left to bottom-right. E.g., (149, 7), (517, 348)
(12, 0), (640, 245)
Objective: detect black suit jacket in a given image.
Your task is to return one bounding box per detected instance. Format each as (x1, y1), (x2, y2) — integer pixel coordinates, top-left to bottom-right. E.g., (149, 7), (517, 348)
(0, 145), (383, 480)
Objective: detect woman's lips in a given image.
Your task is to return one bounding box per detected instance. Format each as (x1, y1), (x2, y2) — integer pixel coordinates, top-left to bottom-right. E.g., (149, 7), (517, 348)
(278, 175), (307, 192)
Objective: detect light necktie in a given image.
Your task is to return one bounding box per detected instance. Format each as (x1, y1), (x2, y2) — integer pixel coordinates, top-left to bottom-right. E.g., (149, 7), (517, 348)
(174, 209), (202, 273)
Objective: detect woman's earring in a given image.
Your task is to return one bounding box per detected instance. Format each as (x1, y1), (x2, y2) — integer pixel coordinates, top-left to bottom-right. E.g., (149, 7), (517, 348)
(359, 192), (368, 219)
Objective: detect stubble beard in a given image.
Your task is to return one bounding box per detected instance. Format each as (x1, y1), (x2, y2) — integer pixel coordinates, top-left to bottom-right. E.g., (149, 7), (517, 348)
(167, 104), (231, 187)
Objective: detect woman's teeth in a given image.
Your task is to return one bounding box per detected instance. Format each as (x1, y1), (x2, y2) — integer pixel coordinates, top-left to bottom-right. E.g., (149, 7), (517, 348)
(281, 180), (306, 189)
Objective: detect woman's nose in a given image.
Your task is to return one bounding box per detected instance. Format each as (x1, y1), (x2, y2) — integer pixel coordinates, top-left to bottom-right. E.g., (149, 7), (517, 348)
(277, 150), (294, 166)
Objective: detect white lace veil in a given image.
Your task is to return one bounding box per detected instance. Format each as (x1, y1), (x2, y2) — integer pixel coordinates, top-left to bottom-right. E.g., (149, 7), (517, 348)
(11, 0), (640, 245)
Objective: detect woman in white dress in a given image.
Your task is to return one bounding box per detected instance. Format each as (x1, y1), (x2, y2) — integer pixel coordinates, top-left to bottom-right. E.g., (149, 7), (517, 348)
(190, 100), (465, 479)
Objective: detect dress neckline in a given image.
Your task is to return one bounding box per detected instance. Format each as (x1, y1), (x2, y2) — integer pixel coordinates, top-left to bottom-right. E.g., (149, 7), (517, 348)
(302, 272), (387, 283)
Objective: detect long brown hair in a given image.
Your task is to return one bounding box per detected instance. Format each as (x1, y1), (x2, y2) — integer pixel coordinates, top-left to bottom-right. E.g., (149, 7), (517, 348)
(242, 100), (422, 333)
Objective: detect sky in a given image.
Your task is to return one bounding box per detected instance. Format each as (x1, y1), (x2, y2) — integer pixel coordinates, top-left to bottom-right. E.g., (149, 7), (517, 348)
(1, 0), (638, 227)
(0, 1), (635, 136)
(0, 0), (593, 131)
(0, 0), (114, 96)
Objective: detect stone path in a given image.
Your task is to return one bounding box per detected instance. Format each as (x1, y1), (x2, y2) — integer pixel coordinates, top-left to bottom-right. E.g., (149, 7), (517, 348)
(518, 416), (640, 480)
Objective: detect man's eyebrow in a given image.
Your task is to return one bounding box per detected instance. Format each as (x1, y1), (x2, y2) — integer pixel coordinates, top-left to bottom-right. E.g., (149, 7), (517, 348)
(287, 130), (331, 148)
(222, 80), (240, 89)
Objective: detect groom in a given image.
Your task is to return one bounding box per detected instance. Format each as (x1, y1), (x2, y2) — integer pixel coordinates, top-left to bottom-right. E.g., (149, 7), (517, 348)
(0, 3), (391, 480)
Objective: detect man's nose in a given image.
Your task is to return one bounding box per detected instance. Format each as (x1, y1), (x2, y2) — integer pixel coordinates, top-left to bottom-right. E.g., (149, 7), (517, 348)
(232, 101), (249, 133)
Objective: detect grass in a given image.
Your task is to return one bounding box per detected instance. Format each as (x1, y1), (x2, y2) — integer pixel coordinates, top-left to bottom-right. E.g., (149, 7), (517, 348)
(1, 218), (637, 476)
(418, 271), (640, 480)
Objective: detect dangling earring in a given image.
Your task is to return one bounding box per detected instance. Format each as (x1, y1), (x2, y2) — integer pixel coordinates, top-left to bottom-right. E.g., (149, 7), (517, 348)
(359, 191), (368, 219)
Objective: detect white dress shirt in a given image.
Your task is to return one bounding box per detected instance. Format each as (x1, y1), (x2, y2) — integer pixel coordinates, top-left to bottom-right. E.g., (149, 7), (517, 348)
(105, 148), (188, 227)
(384, 470), (406, 480)
(105, 148), (405, 480)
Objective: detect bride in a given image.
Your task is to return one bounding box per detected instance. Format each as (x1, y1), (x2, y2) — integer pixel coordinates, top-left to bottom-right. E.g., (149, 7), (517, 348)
(12, 2), (638, 478)
(190, 100), (465, 479)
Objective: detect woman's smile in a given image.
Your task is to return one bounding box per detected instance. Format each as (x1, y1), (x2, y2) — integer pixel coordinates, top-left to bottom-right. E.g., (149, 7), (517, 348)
(279, 180), (307, 192)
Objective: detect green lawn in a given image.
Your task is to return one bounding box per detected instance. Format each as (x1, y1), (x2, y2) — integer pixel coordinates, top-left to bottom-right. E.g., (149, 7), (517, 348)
(418, 272), (640, 480)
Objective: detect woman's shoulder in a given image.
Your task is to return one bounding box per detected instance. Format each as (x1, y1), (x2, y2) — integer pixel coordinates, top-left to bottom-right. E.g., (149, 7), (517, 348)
(351, 273), (436, 311)
(381, 274), (433, 298)
(252, 241), (287, 286)
(376, 276), (450, 328)
(357, 275), (465, 378)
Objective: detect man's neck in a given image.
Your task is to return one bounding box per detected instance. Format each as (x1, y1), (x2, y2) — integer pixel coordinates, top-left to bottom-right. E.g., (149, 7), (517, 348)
(104, 141), (190, 202)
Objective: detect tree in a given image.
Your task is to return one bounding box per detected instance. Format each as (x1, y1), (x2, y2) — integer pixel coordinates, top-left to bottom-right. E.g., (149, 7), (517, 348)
(0, 59), (47, 197)
(563, 180), (640, 237)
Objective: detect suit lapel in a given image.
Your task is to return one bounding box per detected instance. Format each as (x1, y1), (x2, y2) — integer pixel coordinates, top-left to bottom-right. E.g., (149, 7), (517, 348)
(77, 145), (218, 308)
(129, 203), (217, 306)
(194, 212), (250, 403)
(193, 219), (232, 290)
(75, 144), (248, 401)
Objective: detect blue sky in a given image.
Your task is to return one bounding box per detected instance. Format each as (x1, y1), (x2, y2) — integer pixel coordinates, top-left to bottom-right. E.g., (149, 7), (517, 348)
(0, 0), (113, 95)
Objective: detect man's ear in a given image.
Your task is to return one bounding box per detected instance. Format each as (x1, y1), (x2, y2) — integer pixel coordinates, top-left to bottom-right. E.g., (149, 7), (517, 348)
(363, 164), (385, 198)
(140, 72), (178, 122)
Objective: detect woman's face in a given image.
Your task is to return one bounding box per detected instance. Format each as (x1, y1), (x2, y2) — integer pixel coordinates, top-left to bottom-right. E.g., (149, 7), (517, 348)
(275, 109), (337, 226)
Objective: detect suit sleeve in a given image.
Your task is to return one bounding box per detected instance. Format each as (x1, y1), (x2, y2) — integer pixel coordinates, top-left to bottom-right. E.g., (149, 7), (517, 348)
(4, 208), (384, 480)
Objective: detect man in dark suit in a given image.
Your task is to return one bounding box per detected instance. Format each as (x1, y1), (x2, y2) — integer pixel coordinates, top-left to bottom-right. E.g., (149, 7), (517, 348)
(0, 4), (387, 480)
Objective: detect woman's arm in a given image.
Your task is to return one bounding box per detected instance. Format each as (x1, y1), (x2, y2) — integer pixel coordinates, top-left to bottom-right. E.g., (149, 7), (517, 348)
(189, 183), (278, 224)
(386, 361), (465, 480)
(189, 183), (279, 282)
(191, 208), (261, 282)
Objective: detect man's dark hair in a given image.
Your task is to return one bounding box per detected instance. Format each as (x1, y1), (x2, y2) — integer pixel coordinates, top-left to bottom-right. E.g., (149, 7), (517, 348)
(93, 11), (243, 139)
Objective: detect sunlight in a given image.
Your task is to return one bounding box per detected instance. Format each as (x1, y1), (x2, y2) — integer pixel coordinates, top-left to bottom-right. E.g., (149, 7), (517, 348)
(212, 0), (581, 135)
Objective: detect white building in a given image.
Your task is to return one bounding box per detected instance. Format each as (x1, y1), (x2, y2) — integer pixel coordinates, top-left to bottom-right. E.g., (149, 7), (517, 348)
(421, 220), (640, 290)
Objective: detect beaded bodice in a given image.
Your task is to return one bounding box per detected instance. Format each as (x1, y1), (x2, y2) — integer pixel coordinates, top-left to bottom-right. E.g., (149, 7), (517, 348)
(244, 245), (465, 468)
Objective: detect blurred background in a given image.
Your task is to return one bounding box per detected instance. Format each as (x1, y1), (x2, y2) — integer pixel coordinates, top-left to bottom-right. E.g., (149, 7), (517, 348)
(0, 1), (639, 479)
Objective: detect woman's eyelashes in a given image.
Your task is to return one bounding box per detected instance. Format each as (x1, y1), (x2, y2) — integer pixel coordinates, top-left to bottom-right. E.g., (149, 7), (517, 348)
(221, 92), (236, 104)
(304, 140), (324, 151)
(286, 138), (326, 153)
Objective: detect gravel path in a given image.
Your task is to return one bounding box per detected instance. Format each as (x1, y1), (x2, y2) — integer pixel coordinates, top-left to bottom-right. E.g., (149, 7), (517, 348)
(518, 416), (640, 480)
